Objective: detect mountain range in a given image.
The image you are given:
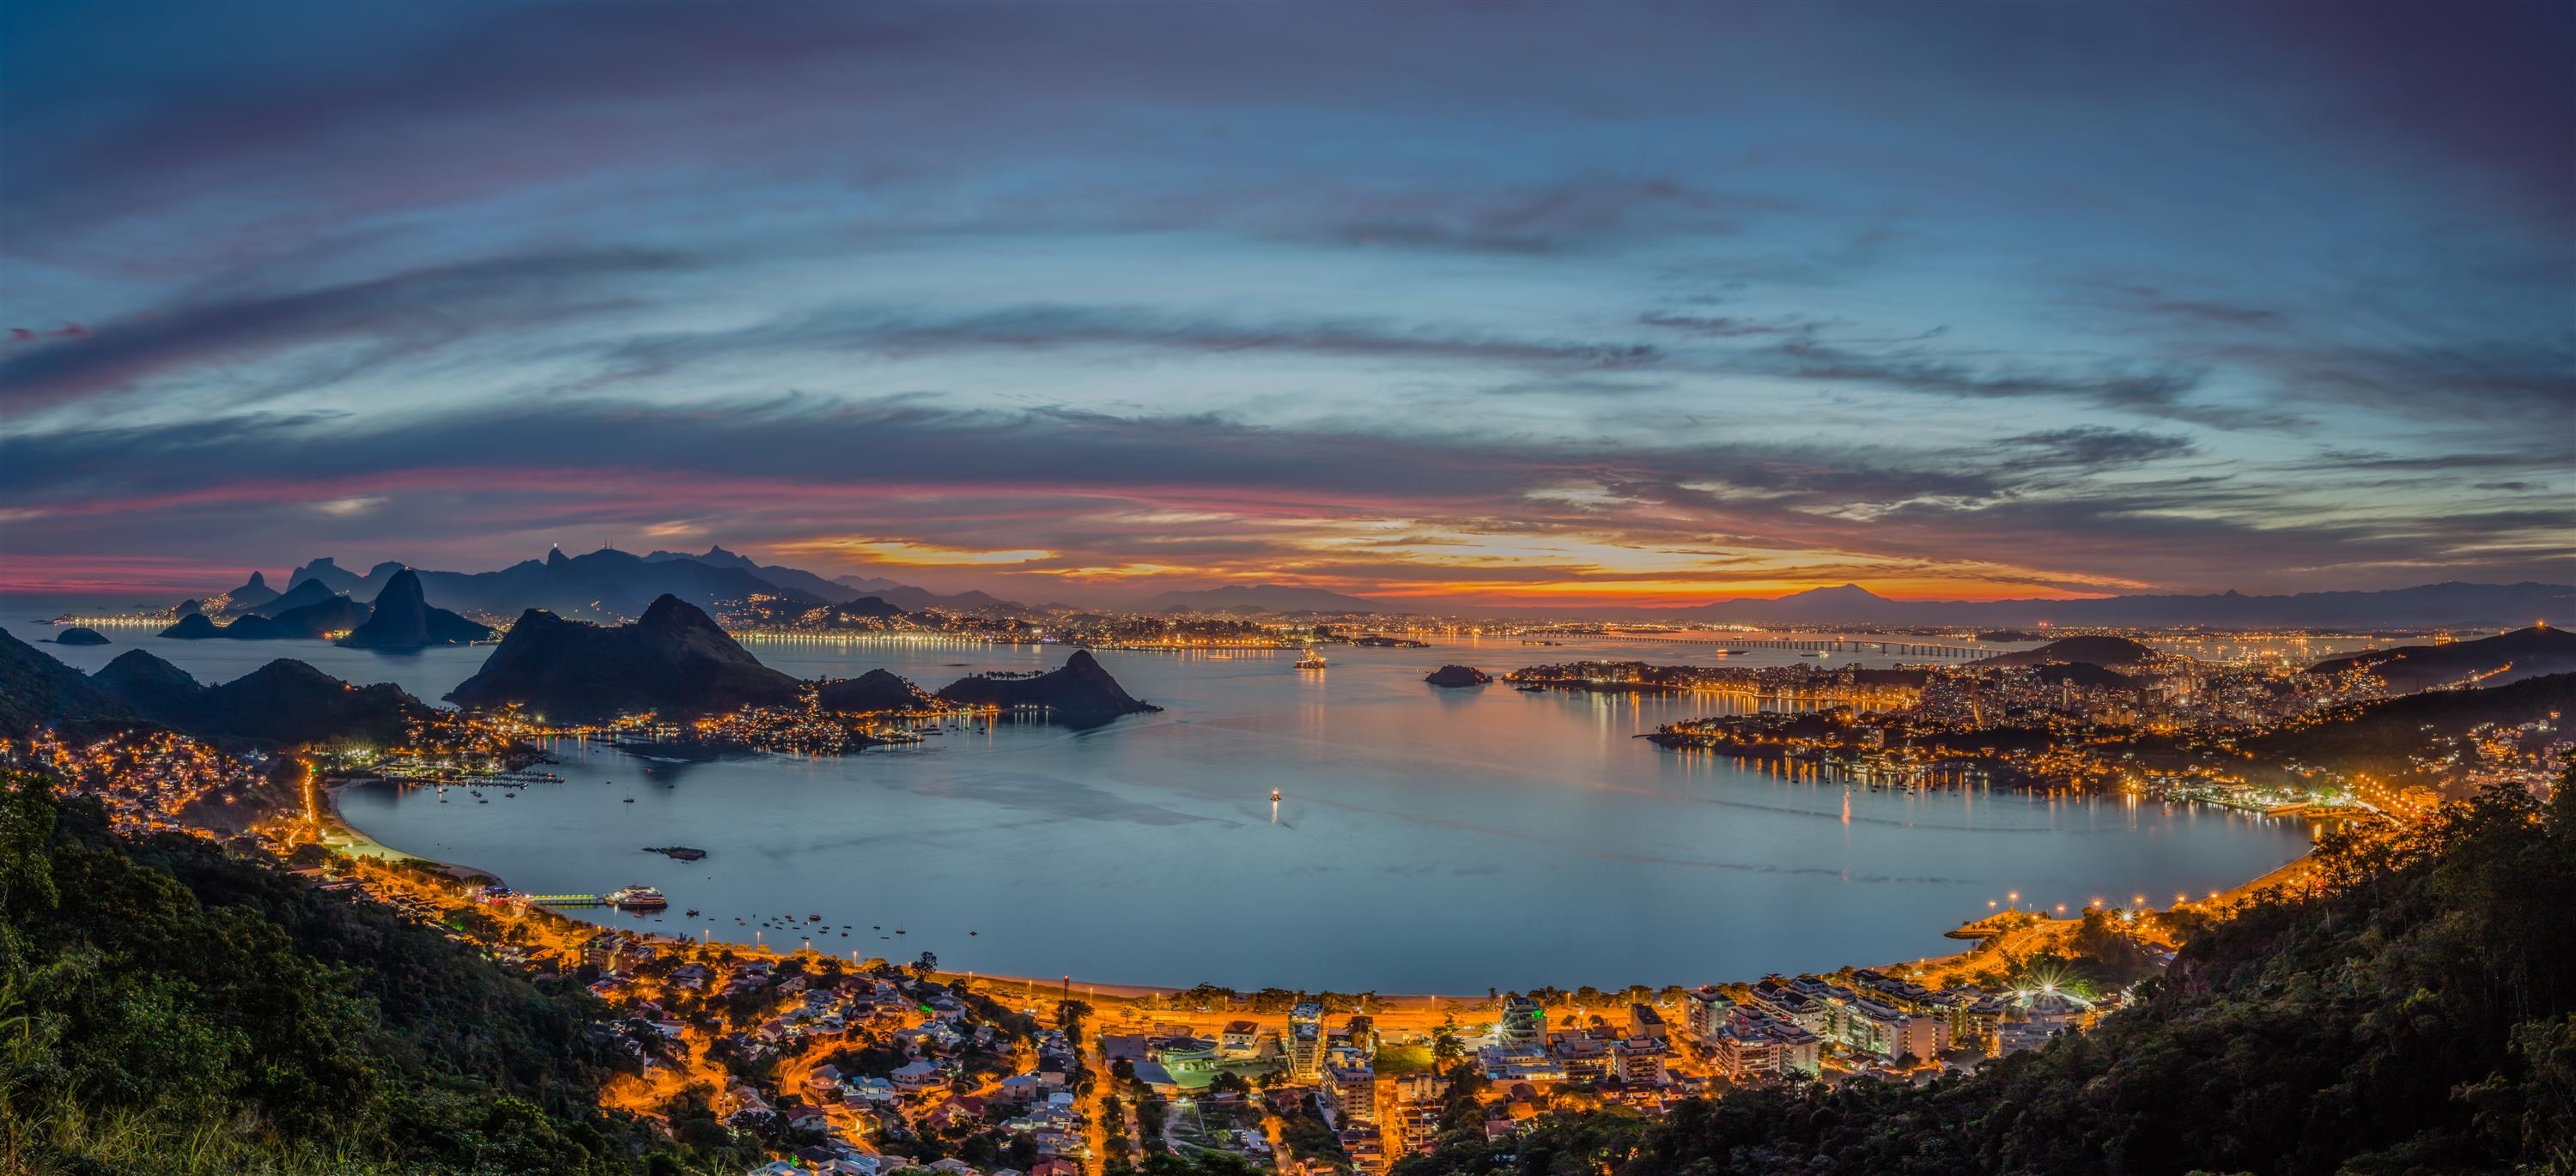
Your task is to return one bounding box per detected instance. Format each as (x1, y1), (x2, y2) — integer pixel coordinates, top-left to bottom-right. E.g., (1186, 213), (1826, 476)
(172, 547), (2573, 629)
(1656, 581), (2573, 628)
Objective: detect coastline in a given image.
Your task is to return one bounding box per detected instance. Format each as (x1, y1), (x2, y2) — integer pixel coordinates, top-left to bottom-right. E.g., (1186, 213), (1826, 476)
(320, 776), (2326, 1002)
(319, 779), (500, 883)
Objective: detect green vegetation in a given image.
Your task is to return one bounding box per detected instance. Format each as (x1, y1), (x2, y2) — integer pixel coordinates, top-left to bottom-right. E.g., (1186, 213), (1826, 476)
(1395, 774), (2576, 1176)
(0, 772), (722, 1174)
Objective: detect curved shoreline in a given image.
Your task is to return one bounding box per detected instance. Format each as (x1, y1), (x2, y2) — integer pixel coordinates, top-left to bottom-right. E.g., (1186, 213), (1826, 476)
(321, 776), (2323, 1000)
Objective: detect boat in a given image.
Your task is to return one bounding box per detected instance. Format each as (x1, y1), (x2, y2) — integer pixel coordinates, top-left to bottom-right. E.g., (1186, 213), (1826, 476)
(683, 909), (700, 918)
(1270, 788), (1281, 803)
(1294, 649), (1327, 670)
(622, 797), (635, 803)
(605, 885), (668, 910)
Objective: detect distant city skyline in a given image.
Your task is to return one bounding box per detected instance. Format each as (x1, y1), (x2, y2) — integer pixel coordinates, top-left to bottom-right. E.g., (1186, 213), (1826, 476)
(3, 1), (2569, 604)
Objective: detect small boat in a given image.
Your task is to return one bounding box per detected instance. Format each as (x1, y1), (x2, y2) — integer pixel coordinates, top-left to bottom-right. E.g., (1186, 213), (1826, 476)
(969, 930), (978, 937)
(684, 909), (700, 918)
(1294, 649), (1327, 670)
(1271, 788), (1282, 803)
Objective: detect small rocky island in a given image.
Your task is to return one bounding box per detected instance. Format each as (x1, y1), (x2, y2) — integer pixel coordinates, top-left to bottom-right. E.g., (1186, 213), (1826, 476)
(52, 627), (110, 646)
(1424, 664), (1492, 687)
(644, 846), (708, 861)
(934, 650), (1159, 727)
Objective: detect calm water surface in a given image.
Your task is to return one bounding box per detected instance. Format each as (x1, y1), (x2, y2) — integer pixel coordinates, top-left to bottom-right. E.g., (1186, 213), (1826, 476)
(5, 601), (2314, 991)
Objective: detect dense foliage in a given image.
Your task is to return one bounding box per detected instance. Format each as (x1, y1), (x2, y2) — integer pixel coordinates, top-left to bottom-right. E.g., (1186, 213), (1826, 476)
(1395, 775), (2576, 1176)
(0, 772), (706, 1175)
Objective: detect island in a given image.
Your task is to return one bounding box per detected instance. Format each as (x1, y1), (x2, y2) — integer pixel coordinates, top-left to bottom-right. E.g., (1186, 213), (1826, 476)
(643, 846), (708, 861)
(51, 627), (110, 646)
(933, 649), (1160, 727)
(815, 668), (934, 713)
(1425, 664), (1492, 687)
(337, 567), (496, 649)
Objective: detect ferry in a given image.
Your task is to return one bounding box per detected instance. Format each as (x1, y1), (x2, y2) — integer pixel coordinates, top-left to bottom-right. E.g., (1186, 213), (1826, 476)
(605, 885), (668, 910)
(1294, 649), (1327, 670)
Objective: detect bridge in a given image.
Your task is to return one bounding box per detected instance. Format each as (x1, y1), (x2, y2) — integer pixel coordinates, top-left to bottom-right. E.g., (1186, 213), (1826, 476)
(1649, 635), (1990, 659)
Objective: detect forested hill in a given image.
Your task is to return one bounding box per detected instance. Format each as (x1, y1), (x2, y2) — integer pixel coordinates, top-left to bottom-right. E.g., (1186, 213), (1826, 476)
(0, 773), (728, 1175)
(1393, 776), (2576, 1176)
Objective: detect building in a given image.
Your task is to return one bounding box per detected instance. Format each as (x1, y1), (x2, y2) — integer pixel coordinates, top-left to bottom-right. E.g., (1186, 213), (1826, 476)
(1613, 1037), (1668, 1085)
(1496, 996), (1550, 1058)
(1843, 999), (1948, 1064)
(1218, 1020), (1261, 1058)
(1683, 985), (1731, 1044)
(1288, 1001), (1327, 1081)
(1627, 1003), (1669, 1041)
(1324, 1059), (1378, 1126)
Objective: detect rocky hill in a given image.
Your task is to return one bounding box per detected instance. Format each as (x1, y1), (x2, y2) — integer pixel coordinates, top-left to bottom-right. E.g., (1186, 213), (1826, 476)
(816, 668), (933, 713)
(933, 650), (1158, 726)
(446, 594), (802, 724)
(2306, 625), (2576, 692)
(337, 568), (495, 649)
(1973, 634), (2163, 669)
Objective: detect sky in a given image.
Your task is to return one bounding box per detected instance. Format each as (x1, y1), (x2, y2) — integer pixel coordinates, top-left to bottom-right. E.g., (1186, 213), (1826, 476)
(2, 0), (2570, 608)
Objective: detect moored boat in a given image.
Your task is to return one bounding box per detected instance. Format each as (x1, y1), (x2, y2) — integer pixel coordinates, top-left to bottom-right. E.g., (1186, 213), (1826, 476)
(605, 884), (668, 909)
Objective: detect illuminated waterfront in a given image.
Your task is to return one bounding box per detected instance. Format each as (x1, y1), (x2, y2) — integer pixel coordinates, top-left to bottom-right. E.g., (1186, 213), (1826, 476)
(1, 600), (2314, 991)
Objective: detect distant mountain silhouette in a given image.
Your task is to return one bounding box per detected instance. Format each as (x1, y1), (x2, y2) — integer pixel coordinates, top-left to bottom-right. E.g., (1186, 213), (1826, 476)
(934, 650), (1158, 727)
(643, 545), (874, 604)
(337, 568), (494, 649)
(161, 593), (368, 640)
(816, 669), (933, 713)
(805, 597), (909, 629)
(1147, 584), (1384, 614)
(0, 628), (135, 735)
(447, 594), (802, 724)
(1425, 664), (1493, 687)
(2306, 626), (2576, 692)
(284, 557), (365, 595)
(824, 573), (1024, 613)
(390, 547), (824, 623)
(241, 577), (339, 617)
(218, 570), (278, 610)
(1974, 634), (2164, 669)
(50, 627), (110, 646)
(1673, 581), (2573, 628)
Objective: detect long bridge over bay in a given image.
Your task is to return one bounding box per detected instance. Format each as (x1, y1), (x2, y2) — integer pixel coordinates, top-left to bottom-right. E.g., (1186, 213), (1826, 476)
(1646, 635), (1992, 659)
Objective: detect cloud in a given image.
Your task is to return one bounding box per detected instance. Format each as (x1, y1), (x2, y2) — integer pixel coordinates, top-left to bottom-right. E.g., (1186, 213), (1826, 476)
(0, 250), (683, 408)
(4, 395), (2564, 600)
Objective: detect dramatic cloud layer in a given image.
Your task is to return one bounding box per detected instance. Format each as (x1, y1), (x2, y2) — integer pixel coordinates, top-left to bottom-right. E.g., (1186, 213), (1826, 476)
(3, 0), (2569, 604)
